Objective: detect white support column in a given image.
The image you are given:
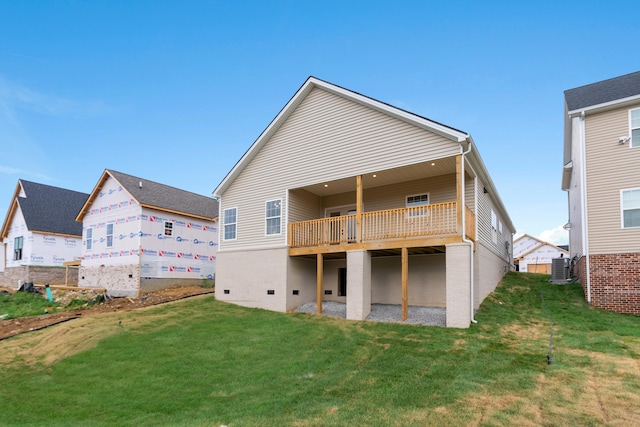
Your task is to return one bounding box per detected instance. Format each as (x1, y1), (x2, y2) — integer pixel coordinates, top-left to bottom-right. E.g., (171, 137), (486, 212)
(346, 250), (371, 320)
(445, 243), (472, 328)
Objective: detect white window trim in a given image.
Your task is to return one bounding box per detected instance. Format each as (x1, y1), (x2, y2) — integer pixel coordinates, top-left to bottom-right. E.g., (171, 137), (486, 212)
(14, 236), (23, 261)
(223, 207), (238, 241)
(406, 192), (430, 217)
(86, 228), (93, 251)
(265, 199), (282, 236)
(106, 223), (114, 248)
(163, 221), (173, 236)
(491, 209), (498, 244)
(621, 187), (640, 229)
(630, 108), (640, 148)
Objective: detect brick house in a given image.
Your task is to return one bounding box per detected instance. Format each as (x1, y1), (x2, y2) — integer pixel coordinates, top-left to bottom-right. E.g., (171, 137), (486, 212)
(562, 71), (640, 314)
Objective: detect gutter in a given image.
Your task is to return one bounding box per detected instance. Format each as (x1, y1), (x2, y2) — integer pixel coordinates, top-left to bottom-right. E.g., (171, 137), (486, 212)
(460, 140), (477, 324)
(579, 111), (591, 304)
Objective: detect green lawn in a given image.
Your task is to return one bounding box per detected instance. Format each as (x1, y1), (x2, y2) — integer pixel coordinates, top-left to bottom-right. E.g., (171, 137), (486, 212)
(1, 272), (640, 426)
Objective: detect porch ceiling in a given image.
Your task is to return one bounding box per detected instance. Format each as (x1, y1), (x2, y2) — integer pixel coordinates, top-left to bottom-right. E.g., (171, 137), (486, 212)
(297, 158), (457, 196)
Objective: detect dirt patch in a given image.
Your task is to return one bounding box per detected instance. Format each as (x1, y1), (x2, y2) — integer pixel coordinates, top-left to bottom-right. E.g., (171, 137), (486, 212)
(0, 285), (214, 341)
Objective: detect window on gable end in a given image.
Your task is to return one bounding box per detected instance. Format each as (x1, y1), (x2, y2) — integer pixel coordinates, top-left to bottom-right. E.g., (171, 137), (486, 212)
(106, 223), (114, 248)
(86, 228), (93, 250)
(224, 208), (237, 240)
(14, 236), (23, 261)
(164, 221), (173, 236)
(266, 199), (282, 236)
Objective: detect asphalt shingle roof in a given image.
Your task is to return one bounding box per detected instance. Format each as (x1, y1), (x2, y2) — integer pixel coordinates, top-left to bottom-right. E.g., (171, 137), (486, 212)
(108, 170), (219, 219)
(565, 71), (640, 111)
(18, 180), (89, 236)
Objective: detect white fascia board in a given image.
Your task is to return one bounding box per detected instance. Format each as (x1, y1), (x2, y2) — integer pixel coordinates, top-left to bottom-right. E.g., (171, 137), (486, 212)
(567, 94), (640, 117)
(213, 79), (317, 198)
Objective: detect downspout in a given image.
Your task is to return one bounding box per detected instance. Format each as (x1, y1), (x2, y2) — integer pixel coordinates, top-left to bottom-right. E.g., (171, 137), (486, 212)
(579, 111), (591, 304)
(460, 139), (477, 324)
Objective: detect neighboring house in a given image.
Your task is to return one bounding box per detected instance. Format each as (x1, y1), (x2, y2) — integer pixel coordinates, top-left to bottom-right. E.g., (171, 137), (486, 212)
(76, 170), (219, 297)
(513, 234), (568, 274)
(562, 71), (640, 315)
(0, 180), (88, 287)
(213, 77), (514, 328)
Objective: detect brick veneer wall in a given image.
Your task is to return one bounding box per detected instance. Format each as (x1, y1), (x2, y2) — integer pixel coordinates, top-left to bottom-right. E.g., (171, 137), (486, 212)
(0, 266), (78, 288)
(573, 256), (587, 295)
(588, 253), (640, 315)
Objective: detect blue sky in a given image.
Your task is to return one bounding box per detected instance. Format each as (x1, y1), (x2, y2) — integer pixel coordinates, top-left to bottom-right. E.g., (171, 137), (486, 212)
(1, 1), (637, 245)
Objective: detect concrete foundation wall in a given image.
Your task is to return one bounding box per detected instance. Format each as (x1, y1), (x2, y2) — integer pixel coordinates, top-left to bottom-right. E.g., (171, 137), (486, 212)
(216, 247), (288, 312)
(316, 255), (446, 307)
(371, 254), (446, 306)
(79, 263), (140, 297)
(286, 256), (317, 311)
(475, 241), (509, 309)
(346, 250), (371, 320)
(0, 265), (78, 288)
(446, 243), (471, 328)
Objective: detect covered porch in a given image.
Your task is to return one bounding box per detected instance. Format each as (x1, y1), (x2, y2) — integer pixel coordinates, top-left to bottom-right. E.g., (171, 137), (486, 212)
(287, 154), (476, 327)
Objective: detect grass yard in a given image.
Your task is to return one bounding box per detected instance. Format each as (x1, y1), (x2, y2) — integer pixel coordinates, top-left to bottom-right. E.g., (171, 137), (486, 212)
(0, 290), (60, 319)
(1, 272), (640, 426)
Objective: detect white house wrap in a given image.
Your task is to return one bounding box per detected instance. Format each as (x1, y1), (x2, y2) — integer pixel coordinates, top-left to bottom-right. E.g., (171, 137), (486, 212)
(0, 180), (88, 287)
(77, 170), (218, 296)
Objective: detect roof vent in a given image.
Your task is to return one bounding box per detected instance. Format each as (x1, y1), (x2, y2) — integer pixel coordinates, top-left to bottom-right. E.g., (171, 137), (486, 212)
(139, 181), (143, 188)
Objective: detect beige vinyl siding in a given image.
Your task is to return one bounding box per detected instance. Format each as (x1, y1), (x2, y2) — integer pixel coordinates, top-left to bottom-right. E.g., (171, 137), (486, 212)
(585, 104), (640, 254)
(318, 174), (472, 215)
(288, 189), (322, 222)
(476, 180), (511, 259)
(221, 87), (459, 250)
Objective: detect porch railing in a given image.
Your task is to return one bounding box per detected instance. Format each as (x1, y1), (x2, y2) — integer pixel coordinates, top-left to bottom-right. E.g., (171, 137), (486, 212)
(289, 202), (476, 248)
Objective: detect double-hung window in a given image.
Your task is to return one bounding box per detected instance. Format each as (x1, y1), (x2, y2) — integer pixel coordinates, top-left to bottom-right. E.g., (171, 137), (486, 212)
(14, 236), (23, 261)
(224, 208), (237, 240)
(106, 223), (114, 248)
(164, 221), (173, 236)
(86, 228), (93, 250)
(265, 199), (282, 236)
(491, 209), (498, 244)
(622, 188), (640, 228)
(631, 108), (640, 148)
(406, 193), (429, 217)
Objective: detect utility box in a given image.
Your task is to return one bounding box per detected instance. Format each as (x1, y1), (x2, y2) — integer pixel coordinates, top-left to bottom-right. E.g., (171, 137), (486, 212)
(551, 257), (570, 282)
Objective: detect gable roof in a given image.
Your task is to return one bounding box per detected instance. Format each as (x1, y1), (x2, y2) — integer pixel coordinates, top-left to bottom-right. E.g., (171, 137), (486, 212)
(213, 76), (471, 198)
(1, 180), (89, 239)
(513, 233), (544, 246)
(513, 234), (569, 260)
(77, 170), (219, 222)
(565, 71), (640, 114)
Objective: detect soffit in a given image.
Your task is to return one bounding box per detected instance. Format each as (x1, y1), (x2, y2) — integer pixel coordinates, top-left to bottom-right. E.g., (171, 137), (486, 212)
(297, 157), (457, 196)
